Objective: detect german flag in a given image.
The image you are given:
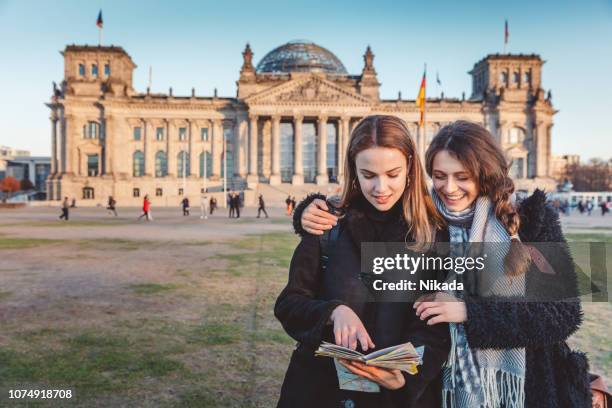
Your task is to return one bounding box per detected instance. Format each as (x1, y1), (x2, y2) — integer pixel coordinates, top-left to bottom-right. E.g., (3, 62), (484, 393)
(96, 10), (103, 29)
(415, 70), (426, 126)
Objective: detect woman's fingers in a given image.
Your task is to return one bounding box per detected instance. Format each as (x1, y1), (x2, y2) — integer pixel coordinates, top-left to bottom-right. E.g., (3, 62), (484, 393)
(348, 328), (358, 350)
(427, 315), (446, 325)
(334, 327), (342, 345)
(311, 199), (329, 212)
(357, 330), (370, 352)
(340, 361), (376, 382)
(302, 220), (328, 235)
(341, 327), (349, 348)
(304, 212), (337, 226)
(419, 306), (443, 320)
(415, 301), (436, 317)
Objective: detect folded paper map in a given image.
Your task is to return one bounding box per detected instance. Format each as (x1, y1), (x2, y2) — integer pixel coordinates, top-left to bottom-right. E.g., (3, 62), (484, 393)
(315, 341), (424, 392)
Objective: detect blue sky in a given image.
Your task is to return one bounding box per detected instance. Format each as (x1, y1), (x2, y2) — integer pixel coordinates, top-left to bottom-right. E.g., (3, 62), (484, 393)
(0, 0), (611, 160)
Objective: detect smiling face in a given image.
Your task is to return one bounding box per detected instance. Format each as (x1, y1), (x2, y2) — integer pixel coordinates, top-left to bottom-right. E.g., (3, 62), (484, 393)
(354, 147), (408, 211)
(431, 150), (479, 212)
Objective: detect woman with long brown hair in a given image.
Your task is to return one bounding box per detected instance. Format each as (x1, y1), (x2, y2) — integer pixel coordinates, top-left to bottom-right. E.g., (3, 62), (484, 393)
(295, 120), (589, 408)
(275, 115), (450, 407)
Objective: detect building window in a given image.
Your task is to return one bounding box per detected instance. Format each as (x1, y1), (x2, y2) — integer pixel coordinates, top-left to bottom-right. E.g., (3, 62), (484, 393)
(133, 188), (140, 197)
(133, 151), (144, 177)
(280, 122), (294, 183)
(156, 188), (163, 197)
(156, 127), (165, 141)
(513, 71), (520, 85)
(179, 127), (187, 141)
(178, 151), (190, 177)
(87, 154), (99, 176)
(92, 64), (98, 77)
(500, 71), (508, 87)
(220, 127), (234, 178)
(201, 128), (209, 141)
(199, 151), (212, 177)
(83, 121), (100, 139)
(155, 151), (168, 177)
(508, 127), (525, 144)
(178, 188), (184, 196)
(510, 158), (524, 179)
(326, 122), (338, 182)
(302, 122), (317, 183)
(104, 63), (110, 76)
(82, 187), (95, 199)
(524, 70), (531, 87)
(78, 63), (85, 76)
(133, 127), (142, 141)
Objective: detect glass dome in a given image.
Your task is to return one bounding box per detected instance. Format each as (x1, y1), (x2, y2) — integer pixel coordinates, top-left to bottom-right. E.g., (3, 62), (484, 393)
(256, 40), (347, 74)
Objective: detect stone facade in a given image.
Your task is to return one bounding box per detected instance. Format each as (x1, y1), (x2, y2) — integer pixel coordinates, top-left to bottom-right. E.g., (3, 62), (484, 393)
(47, 41), (557, 206)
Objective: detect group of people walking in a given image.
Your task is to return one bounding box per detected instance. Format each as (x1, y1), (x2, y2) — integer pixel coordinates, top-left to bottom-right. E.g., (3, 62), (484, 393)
(275, 115), (599, 408)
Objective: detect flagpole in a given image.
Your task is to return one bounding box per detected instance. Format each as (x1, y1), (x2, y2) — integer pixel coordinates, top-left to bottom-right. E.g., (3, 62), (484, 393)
(222, 130), (227, 209)
(421, 63), (427, 160)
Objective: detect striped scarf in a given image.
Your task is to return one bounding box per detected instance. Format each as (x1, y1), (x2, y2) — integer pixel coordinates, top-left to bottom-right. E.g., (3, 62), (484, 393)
(432, 190), (526, 408)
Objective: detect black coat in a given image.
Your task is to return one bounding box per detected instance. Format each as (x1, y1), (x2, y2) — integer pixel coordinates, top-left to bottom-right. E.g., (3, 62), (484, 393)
(292, 191), (591, 408)
(276, 199), (451, 408)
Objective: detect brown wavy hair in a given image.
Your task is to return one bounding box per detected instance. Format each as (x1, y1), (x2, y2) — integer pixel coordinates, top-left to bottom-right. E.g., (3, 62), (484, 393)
(338, 115), (444, 244)
(425, 120), (530, 275)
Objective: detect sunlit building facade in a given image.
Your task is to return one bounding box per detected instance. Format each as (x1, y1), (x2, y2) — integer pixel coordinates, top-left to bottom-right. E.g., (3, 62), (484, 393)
(47, 40), (556, 205)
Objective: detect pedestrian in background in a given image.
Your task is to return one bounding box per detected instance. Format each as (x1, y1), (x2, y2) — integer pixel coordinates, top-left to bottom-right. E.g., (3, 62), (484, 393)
(138, 195), (151, 221)
(257, 194), (268, 218)
(59, 196), (69, 221)
(181, 197), (190, 216)
(200, 194), (208, 219)
(107, 196), (118, 216)
(209, 196), (217, 215)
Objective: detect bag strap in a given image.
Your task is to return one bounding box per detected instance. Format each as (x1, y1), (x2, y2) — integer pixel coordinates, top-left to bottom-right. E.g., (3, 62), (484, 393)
(319, 224), (341, 272)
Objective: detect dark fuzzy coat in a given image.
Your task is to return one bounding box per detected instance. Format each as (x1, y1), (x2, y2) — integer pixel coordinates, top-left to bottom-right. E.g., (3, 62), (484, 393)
(292, 190), (592, 408)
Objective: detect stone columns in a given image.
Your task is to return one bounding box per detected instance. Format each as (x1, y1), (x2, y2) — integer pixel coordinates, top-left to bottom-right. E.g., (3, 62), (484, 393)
(292, 115), (304, 185)
(188, 120), (195, 177)
(316, 115), (328, 185)
(339, 116), (350, 181)
(536, 122), (550, 177)
(167, 120), (177, 177)
(103, 116), (112, 175)
(144, 119), (154, 177)
(50, 113), (58, 175)
(211, 119), (222, 178)
(64, 114), (76, 175)
(247, 114), (258, 186)
(270, 115), (281, 185)
(236, 117), (248, 177)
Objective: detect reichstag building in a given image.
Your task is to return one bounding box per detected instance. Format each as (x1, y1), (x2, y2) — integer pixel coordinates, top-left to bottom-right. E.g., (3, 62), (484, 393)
(46, 40), (556, 205)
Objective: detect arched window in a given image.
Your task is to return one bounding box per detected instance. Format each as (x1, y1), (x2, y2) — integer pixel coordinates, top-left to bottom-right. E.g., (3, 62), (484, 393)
(500, 71), (508, 87)
(82, 187), (95, 199)
(177, 151), (190, 177)
(155, 151), (167, 177)
(513, 71), (520, 86)
(133, 151), (144, 177)
(199, 151), (212, 177)
(83, 121), (100, 139)
(508, 127), (526, 144)
(92, 64), (98, 77)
